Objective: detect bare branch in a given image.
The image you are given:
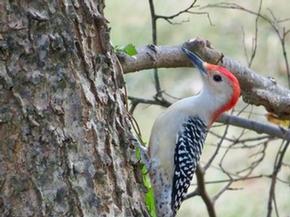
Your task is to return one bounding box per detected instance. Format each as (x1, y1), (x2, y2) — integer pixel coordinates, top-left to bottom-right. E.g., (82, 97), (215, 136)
(205, 2), (290, 87)
(128, 96), (171, 107)
(128, 96), (290, 141)
(155, 1), (198, 23)
(219, 114), (290, 141)
(267, 140), (290, 217)
(204, 123), (230, 170)
(119, 38), (290, 119)
(195, 166), (216, 217)
(147, 0), (162, 98)
(209, 131), (271, 144)
(212, 179), (232, 202)
(199, 174), (268, 185)
(184, 188), (199, 199)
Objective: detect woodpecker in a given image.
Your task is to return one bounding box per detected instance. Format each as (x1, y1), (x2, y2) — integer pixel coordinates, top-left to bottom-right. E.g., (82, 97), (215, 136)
(148, 48), (240, 217)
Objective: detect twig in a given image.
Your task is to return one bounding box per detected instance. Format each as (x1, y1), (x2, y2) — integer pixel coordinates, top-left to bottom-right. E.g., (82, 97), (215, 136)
(184, 188), (199, 199)
(148, 0), (162, 97)
(266, 140), (290, 217)
(219, 114), (290, 141)
(248, 0), (262, 67)
(212, 178), (232, 202)
(197, 174), (267, 185)
(209, 131), (271, 144)
(195, 166), (216, 217)
(128, 96), (290, 141)
(155, 1), (212, 25)
(204, 122), (230, 170)
(156, 1), (197, 24)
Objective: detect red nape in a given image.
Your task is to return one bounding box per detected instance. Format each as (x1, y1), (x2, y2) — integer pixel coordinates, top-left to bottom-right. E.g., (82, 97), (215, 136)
(207, 64), (241, 123)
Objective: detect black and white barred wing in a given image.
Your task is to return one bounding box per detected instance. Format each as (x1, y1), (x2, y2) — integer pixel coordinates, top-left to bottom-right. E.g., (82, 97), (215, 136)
(171, 116), (207, 214)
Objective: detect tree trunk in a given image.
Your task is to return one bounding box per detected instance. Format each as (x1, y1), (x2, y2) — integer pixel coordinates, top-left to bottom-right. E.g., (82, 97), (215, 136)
(0, 1), (148, 216)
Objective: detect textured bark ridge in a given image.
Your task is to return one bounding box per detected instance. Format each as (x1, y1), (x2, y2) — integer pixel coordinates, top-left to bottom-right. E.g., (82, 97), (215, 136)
(0, 1), (147, 216)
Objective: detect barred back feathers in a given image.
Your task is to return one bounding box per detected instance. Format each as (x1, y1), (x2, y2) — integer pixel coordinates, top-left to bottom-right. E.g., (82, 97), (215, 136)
(172, 116), (207, 214)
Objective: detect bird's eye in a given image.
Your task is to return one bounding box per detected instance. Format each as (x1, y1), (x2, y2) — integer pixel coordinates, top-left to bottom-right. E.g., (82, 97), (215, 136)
(213, 74), (222, 82)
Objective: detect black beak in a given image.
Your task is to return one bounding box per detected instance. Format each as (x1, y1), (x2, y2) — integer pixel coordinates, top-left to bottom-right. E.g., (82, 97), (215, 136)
(182, 48), (207, 76)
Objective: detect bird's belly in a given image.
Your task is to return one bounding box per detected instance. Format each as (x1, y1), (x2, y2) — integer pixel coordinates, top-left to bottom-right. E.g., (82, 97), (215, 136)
(159, 147), (174, 174)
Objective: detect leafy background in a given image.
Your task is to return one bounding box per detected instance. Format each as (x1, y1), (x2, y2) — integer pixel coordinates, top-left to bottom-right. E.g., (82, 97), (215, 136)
(106, 1), (290, 217)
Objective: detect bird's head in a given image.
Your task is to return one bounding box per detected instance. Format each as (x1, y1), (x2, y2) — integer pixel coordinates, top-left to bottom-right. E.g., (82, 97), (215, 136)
(182, 48), (240, 122)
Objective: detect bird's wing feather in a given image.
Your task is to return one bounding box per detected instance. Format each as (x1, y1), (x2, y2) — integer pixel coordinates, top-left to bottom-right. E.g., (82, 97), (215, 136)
(171, 116), (207, 214)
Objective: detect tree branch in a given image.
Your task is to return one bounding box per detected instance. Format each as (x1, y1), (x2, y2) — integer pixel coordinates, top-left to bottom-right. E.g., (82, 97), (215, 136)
(195, 166), (216, 217)
(219, 114), (290, 141)
(267, 140), (290, 217)
(118, 38), (290, 119)
(147, 0), (162, 96)
(128, 96), (290, 141)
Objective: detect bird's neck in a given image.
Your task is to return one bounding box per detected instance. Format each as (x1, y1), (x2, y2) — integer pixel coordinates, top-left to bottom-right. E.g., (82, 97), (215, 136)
(193, 88), (229, 126)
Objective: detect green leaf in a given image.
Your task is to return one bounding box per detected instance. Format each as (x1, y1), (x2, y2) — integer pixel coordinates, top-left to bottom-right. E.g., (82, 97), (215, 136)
(145, 187), (157, 217)
(134, 141), (157, 217)
(135, 146), (141, 160)
(114, 43), (137, 56)
(121, 43), (137, 56)
(142, 169), (151, 188)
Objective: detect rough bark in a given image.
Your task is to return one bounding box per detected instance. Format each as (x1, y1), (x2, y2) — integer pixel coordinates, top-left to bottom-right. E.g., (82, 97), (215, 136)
(119, 38), (290, 119)
(0, 1), (147, 217)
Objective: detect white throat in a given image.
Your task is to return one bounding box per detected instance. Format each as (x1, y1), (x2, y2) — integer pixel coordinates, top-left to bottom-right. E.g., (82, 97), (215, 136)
(191, 87), (228, 126)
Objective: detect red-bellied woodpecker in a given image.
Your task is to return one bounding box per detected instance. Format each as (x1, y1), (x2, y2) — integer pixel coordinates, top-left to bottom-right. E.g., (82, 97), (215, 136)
(148, 48), (240, 217)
